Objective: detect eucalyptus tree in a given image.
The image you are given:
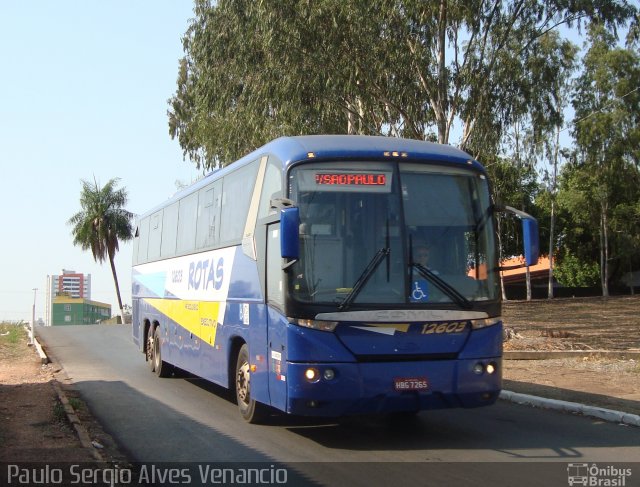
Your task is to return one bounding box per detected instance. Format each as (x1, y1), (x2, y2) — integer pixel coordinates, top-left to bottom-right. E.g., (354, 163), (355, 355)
(169, 0), (635, 169)
(530, 34), (577, 298)
(68, 178), (134, 320)
(570, 23), (640, 296)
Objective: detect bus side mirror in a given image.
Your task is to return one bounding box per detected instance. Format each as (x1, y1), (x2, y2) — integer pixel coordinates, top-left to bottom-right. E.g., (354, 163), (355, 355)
(503, 206), (539, 266)
(280, 207), (300, 259)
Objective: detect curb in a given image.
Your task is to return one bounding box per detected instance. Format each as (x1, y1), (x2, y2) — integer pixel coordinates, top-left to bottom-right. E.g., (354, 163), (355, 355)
(504, 350), (640, 360)
(32, 336), (49, 364)
(24, 325), (49, 364)
(500, 390), (640, 427)
(35, 333), (105, 462)
(51, 380), (104, 462)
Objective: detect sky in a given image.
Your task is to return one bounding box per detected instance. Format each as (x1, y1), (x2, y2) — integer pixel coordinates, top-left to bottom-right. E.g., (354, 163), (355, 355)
(0, 2), (201, 322)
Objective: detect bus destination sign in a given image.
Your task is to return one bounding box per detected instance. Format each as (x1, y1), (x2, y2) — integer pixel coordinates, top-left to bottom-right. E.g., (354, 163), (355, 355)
(315, 173), (387, 186)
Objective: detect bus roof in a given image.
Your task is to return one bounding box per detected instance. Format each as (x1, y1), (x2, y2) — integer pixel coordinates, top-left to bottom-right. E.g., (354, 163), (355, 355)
(138, 135), (483, 219)
(264, 135), (479, 168)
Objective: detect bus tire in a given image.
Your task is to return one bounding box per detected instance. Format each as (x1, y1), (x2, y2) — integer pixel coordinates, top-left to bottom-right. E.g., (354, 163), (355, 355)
(235, 344), (266, 423)
(152, 326), (173, 378)
(146, 329), (155, 372)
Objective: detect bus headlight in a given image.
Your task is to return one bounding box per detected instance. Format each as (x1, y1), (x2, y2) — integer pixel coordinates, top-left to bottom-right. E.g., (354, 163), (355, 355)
(323, 369), (335, 381)
(470, 317), (502, 330)
(290, 318), (338, 332)
(473, 361), (497, 375)
(304, 368), (320, 382)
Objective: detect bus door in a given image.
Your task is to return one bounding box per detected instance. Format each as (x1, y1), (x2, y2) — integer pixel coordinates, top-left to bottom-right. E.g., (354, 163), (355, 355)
(266, 223), (288, 411)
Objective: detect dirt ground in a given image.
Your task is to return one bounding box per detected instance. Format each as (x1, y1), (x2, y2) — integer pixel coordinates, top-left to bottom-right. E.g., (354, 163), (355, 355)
(0, 296), (638, 464)
(502, 295), (640, 352)
(0, 325), (126, 464)
(502, 295), (640, 416)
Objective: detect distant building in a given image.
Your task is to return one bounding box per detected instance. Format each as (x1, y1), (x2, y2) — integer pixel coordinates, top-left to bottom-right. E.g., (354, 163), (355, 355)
(499, 255), (551, 286)
(468, 255), (554, 299)
(50, 269), (91, 299)
(468, 256), (551, 284)
(51, 295), (111, 326)
(45, 270), (92, 326)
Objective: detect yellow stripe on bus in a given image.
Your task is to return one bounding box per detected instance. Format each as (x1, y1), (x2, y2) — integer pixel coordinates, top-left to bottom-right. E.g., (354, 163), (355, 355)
(144, 298), (221, 346)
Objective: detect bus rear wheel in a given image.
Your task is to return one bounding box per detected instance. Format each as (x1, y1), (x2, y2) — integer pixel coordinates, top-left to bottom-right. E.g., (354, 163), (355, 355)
(235, 344), (266, 423)
(152, 326), (173, 378)
(146, 330), (155, 371)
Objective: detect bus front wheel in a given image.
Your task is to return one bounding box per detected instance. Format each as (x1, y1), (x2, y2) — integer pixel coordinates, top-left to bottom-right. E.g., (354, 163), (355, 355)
(235, 344), (266, 423)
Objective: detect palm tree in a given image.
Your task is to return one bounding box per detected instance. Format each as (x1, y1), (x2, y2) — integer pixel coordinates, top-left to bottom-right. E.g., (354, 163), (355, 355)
(68, 178), (134, 321)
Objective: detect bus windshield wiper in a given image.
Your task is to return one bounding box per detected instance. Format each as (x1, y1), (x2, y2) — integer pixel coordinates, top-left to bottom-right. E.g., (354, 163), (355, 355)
(411, 263), (473, 309)
(339, 247), (390, 311)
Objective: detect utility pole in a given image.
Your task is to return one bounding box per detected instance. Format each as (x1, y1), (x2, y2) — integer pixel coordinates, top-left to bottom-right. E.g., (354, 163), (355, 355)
(30, 288), (37, 345)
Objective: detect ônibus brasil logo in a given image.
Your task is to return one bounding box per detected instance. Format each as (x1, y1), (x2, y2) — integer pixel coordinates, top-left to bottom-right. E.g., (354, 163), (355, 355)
(567, 463), (632, 487)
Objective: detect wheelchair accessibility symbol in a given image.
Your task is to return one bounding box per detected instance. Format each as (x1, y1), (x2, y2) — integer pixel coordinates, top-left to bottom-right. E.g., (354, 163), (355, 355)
(411, 279), (429, 302)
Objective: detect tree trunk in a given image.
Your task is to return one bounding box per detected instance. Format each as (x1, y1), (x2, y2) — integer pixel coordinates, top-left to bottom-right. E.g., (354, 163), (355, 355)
(599, 201), (610, 297)
(346, 103), (356, 135)
(547, 199), (555, 299)
(436, 0), (448, 144)
(496, 217), (507, 300)
(548, 127), (559, 299)
(526, 265), (532, 301)
(602, 201), (609, 297)
(108, 250), (125, 321)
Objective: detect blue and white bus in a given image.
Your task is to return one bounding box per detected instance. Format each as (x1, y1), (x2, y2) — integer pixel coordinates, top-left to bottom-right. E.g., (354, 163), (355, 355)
(132, 135), (538, 422)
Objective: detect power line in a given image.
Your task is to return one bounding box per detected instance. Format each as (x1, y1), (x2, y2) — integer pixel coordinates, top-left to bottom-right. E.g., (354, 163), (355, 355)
(559, 86), (640, 135)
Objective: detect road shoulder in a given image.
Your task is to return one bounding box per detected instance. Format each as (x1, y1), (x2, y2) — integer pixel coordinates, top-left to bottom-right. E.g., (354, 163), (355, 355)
(502, 354), (640, 421)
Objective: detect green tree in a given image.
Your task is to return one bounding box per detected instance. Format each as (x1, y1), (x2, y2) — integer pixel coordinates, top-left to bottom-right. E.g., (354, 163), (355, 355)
(168, 0), (634, 169)
(555, 160), (604, 274)
(68, 179), (134, 320)
(570, 23), (640, 295)
(554, 250), (601, 287)
(555, 155), (640, 292)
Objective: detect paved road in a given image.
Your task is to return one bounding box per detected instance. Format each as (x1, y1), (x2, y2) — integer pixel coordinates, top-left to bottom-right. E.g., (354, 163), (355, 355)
(37, 325), (640, 486)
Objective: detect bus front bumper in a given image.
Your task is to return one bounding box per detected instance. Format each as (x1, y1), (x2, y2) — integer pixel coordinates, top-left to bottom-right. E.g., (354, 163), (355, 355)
(285, 358), (501, 417)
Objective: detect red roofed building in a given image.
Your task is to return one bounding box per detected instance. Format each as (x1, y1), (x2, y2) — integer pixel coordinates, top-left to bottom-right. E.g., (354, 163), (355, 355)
(499, 255), (551, 285)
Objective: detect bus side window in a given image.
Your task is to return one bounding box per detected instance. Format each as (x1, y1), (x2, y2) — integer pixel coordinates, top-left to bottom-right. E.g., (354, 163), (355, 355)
(176, 192), (199, 254)
(220, 160), (260, 245)
(137, 217), (150, 264)
(266, 224), (284, 309)
(132, 225), (140, 264)
(147, 211), (163, 261)
(160, 202), (179, 258)
(257, 156), (282, 220)
(196, 181), (222, 250)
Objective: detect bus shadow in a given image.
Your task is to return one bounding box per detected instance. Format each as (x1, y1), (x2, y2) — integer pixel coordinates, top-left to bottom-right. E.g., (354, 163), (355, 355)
(281, 401), (640, 458)
(72, 379), (320, 486)
(68, 379), (605, 486)
(184, 376), (342, 428)
(177, 374), (640, 459)
(183, 374), (640, 459)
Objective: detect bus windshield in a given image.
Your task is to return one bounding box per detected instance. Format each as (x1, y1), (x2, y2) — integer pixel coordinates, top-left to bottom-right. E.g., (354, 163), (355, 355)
(289, 161), (499, 308)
